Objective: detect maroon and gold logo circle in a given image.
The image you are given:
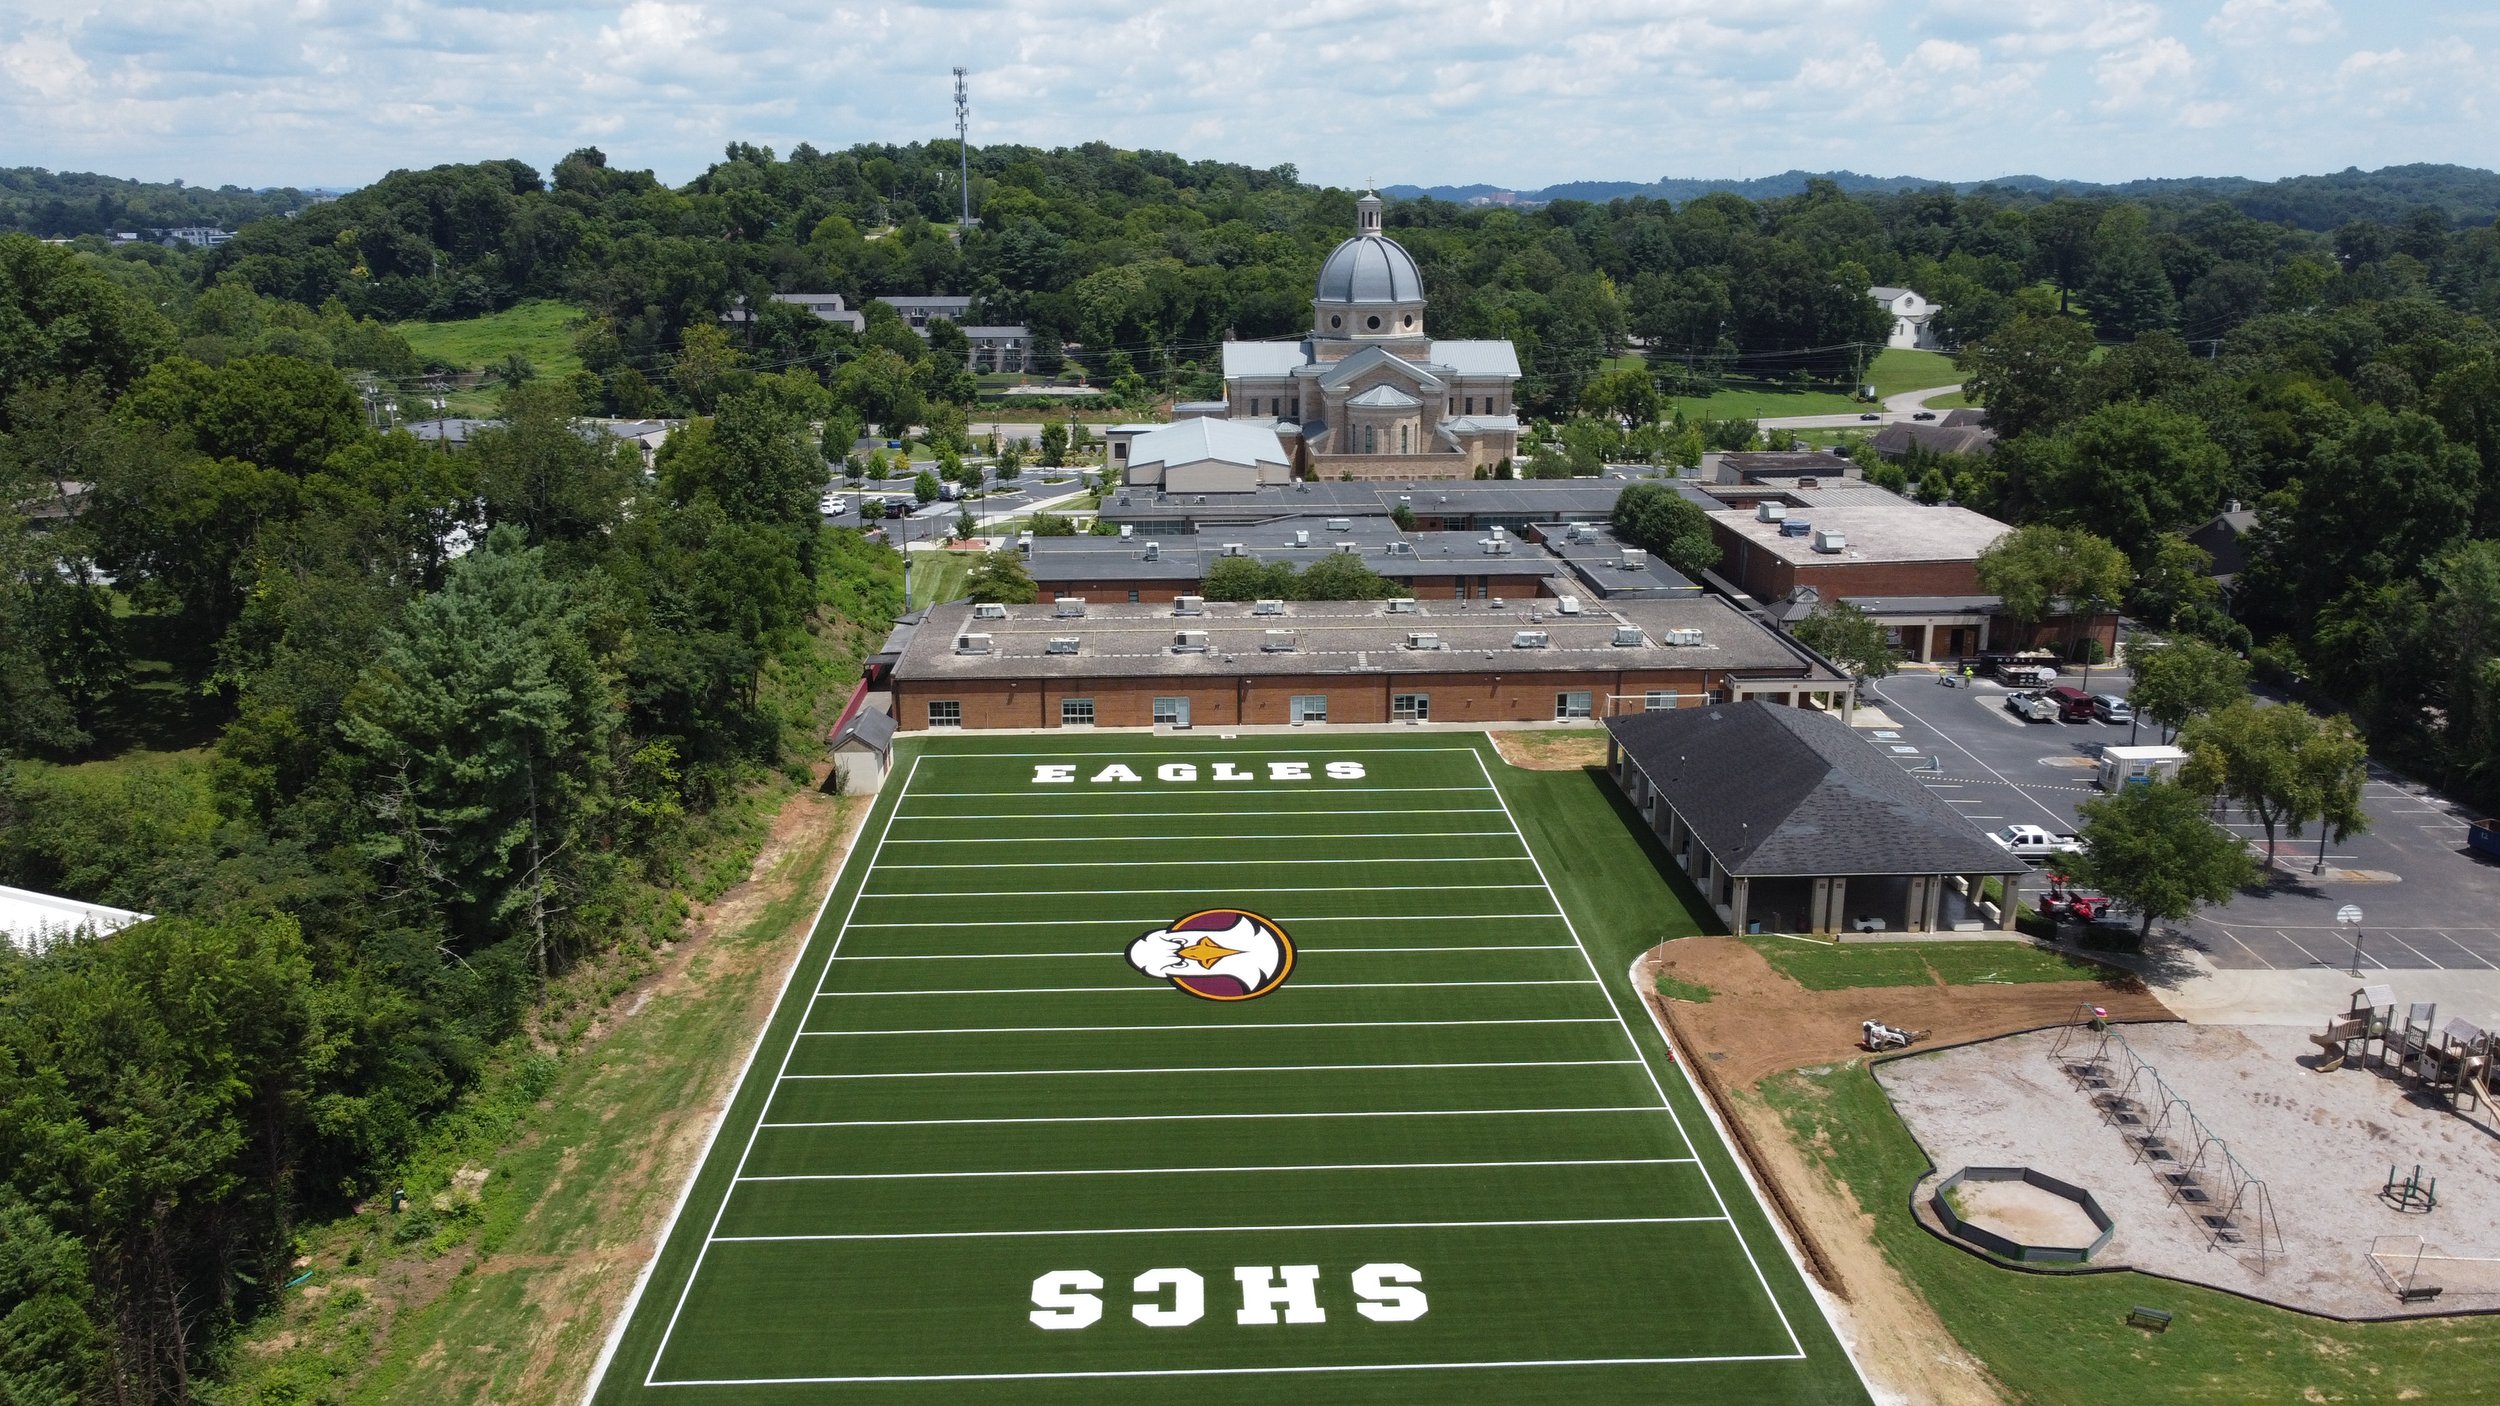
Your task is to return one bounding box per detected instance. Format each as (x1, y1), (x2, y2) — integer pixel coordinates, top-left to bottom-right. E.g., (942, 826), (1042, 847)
(1124, 910), (1297, 1001)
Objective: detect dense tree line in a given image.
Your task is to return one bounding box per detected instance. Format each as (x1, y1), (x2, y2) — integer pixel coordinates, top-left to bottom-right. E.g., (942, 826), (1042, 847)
(0, 232), (895, 1402)
(0, 168), (315, 238)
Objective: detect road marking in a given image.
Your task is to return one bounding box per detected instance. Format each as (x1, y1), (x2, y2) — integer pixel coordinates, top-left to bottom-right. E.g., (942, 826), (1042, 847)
(2431, 932), (2499, 970)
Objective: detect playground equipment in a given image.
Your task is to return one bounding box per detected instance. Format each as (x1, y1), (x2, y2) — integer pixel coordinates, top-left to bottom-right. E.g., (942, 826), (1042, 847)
(2370, 1234), (2500, 1305)
(1862, 1018), (1927, 1052)
(2310, 987), (2497, 1118)
(2049, 1005), (2287, 1274)
(2382, 1163), (2439, 1214)
(2307, 985), (2396, 1071)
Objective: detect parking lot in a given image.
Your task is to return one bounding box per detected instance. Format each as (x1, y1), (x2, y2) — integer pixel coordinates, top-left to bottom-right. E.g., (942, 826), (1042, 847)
(1859, 671), (2500, 971)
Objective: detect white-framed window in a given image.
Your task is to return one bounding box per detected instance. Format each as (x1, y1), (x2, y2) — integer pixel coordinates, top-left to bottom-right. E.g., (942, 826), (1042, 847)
(1289, 694), (1328, 725)
(1152, 697), (1188, 727)
(1061, 698), (1096, 727)
(1128, 589), (1140, 603)
(1392, 693), (1429, 722)
(1555, 691), (1594, 720)
(1645, 690), (1679, 711)
(928, 700), (962, 728)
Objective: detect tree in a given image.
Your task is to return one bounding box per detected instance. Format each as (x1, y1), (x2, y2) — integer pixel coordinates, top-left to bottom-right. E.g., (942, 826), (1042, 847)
(2128, 637), (2250, 742)
(475, 380), (638, 545)
(2126, 533), (2224, 631)
(1609, 481), (1720, 578)
(1974, 524), (2130, 659)
(1580, 367), (1661, 427)
(953, 508), (976, 540)
(912, 469), (940, 505)
(1791, 602), (1898, 681)
(669, 322), (744, 413)
(1391, 503), (1419, 533)
(2004, 403), (2232, 566)
(1200, 556), (1297, 602)
(1958, 314), (2095, 440)
(0, 235), (176, 428)
(1038, 420), (1069, 468)
(2071, 779), (2262, 944)
(2180, 701), (2362, 868)
(964, 549), (1036, 604)
(1293, 553), (1399, 601)
(491, 351), (536, 389)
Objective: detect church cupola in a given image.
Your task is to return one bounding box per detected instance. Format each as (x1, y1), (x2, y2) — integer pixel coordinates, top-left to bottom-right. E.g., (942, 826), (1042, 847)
(1312, 186), (1426, 346)
(1357, 190), (1383, 234)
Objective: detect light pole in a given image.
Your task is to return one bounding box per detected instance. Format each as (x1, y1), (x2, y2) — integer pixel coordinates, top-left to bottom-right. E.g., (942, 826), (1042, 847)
(2339, 904), (2365, 977)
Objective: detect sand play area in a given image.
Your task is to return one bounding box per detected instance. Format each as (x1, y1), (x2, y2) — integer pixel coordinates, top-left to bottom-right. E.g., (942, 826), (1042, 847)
(1879, 1021), (2500, 1317)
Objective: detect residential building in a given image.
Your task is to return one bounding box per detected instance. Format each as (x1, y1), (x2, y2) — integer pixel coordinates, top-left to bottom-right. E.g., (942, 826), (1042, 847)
(160, 226), (233, 249)
(1868, 286), (1942, 351)
(1871, 419), (1998, 459)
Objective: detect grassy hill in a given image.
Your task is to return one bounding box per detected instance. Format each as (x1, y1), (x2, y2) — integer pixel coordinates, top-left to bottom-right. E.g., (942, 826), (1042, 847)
(394, 300), (588, 415)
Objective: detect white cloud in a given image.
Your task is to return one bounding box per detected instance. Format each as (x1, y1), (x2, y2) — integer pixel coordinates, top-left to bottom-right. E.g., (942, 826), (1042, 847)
(2094, 34), (2195, 110)
(2207, 0), (2340, 46)
(1, 28), (93, 102)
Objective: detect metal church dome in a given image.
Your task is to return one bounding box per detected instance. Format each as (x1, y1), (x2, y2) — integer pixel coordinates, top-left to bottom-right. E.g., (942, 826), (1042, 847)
(1314, 233), (1423, 305)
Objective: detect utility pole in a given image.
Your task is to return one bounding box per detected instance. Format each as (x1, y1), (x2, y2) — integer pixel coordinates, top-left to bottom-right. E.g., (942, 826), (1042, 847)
(952, 67), (971, 229)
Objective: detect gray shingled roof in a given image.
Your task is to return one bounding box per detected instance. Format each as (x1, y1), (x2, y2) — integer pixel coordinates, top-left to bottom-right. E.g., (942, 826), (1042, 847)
(1606, 703), (2021, 878)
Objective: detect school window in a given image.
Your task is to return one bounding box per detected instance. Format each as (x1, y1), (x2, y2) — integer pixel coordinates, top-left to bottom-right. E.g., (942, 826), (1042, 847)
(1152, 697), (1187, 726)
(1289, 694), (1329, 724)
(1645, 690), (1679, 711)
(1392, 693), (1430, 722)
(1128, 590), (1140, 603)
(928, 700), (962, 728)
(1061, 698), (1096, 727)
(1555, 691), (1594, 720)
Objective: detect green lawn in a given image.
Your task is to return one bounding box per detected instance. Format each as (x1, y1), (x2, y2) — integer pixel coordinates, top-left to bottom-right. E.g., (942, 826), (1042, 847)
(585, 736), (1866, 1404)
(395, 300), (589, 415)
(1739, 937), (2125, 990)
(1759, 1062), (2500, 1404)
(905, 548), (975, 609)
(1865, 348), (1960, 399)
(1666, 385), (1866, 420)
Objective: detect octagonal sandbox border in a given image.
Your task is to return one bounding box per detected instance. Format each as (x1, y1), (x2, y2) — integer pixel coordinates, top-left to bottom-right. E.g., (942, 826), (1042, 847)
(1933, 1165), (2116, 1264)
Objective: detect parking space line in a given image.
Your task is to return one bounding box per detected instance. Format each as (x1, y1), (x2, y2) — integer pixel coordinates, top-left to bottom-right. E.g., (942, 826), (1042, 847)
(1868, 688), (2076, 829)
(2269, 928), (2342, 968)
(2429, 932), (2497, 970)
(2373, 930), (2443, 968)
(2220, 929), (2277, 970)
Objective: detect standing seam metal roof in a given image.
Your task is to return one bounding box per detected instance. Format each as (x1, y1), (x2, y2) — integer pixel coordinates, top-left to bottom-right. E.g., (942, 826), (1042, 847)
(1315, 233), (1424, 304)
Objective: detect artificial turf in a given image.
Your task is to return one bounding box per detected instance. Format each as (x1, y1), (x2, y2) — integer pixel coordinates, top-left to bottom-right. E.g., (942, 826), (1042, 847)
(586, 734), (1868, 1404)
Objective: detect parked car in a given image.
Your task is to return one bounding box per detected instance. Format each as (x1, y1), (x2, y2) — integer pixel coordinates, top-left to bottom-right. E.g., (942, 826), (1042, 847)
(2045, 685), (2097, 722)
(2004, 691), (2059, 723)
(2093, 693), (2134, 724)
(1988, 824), (2084, 862)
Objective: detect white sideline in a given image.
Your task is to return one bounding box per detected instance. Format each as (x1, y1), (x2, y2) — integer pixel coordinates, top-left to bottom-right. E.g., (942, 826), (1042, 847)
(857, 883), (1548, 898)
(874, 855), (1531, 868)
(709, 1214), (1725, 1244)
(734, 1155), (1698, 1183)
(576, 757), (905, 1405)
(758, 1106), (1668, 1129)
(831, 943), (1580, 959)
(840, 912), (1567, 929)
(892, 806), (1508, 819)
(652, 1352), (1807, 1388)
(882, 830), (1515, 843)
(795, 1016), (1617, 1037)
(919, 746), (1484, 758)
(810, 979), (1598, 996)
(779, 1058), (1640, 1080)
(914, 785), (1495, 797)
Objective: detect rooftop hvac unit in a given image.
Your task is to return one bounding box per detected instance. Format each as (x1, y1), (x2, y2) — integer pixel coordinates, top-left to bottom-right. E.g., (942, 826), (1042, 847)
(1336, 541), (1359, 554)
(1294, 529), (1311, 547)
(1565, 523), (1585, 543)
(1142, 541), (1160, 561)
(1512, 630), (1549, 649)
(1488, 596), (1508, 609)
(1017, 530), (1034, 554)
(1223, 542), (1247, 557)
(954, 632), (993, 655)
(1326, 517), (1352, 531)
(1621, 548), (1648, 571)
(1556, 596), (1583, 616)
(1055, 598), (1088, 617)
(1386, 597), (1419, 614)
(1491, 525), (1508, 540)
(1262, 629), (1297, 652)
(1612, 625), (1645, 647)
(1663, 628), (1707, 646)
(1172, 629), (1209, 653)
(1173, 595), (1204, 616)
(1756, 502), (1787, 522)
(971, 602), (1008, 620)
(1813, 529), (1847, 554)
(1398, 494), (1413, 504)
(1386, 540), (1415, 557)
(1045, 637), (1080, 655)
(1797, 477), (1819, 489)
(1252, 598), (1284, 616)
(1120, 524), (1134, 539)
(1780, 518), (1812, 537)
(1406, 631), (1444, 651)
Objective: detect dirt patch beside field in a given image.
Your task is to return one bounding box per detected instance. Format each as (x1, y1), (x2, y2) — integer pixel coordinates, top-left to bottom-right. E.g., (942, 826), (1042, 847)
(1488, 728), (1609, 770)
(1644, 937), (2176, 1406)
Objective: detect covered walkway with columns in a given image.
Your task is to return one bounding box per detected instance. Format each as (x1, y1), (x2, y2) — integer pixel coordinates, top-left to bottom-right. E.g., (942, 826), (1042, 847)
(1605, 702), (2027, 936)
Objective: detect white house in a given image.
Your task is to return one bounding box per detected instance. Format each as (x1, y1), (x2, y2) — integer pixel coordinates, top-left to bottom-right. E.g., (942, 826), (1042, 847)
(0, 884), (150, 954)
(1868, 287), (1943, 351)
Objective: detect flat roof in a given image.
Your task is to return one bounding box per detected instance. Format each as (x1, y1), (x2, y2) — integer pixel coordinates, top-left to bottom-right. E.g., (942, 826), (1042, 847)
(1024, 529), (1560, 584)
(1099, 479), (1634, 527)
(1534, 522), (1704, 600)
(1709, 504), (2011, 566)
(895, 595), (1831, 684)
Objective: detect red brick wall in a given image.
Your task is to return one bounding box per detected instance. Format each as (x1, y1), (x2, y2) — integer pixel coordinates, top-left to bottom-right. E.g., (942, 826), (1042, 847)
(893, 666), (1768, 731)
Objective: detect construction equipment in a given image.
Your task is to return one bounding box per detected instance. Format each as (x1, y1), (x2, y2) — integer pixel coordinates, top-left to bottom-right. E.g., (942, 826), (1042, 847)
(1862, 1019), (1928, 1052)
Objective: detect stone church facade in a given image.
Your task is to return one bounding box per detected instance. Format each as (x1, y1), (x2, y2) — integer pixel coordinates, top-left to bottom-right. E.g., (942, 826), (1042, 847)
(1217, 192), (1522, 480)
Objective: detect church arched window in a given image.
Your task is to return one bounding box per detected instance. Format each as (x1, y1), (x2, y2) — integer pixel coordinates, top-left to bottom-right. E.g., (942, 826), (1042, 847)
(1364, 425), (1376, 454)
(1400, 424), (1410, 454)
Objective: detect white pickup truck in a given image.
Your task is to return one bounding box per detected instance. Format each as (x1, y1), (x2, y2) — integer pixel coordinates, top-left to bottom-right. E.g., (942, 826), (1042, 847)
(1988, 824), (2084, 861)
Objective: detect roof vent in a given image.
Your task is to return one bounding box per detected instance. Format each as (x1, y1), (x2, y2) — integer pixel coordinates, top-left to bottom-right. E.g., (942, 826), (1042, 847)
(1663, 627), (1707, 646)
(1386, 597), (1419, 614)
(1512, 630), (1549, 649)
(1797, 477), (1819, 489)
(971, 602), (1008, 620)
(1406, 631), (1444, 651)
(1045, 636), (1080, 655)
(1813, 528), (1847, 554)
(1173, 629), (1209, 653)
(1142, 541), (1160, 561)
(1252, 598), (1284, 616)
(1780, 518), (1812, 537)
(1336, 541), (1359, 554)
(1294, 529), (1310, 547)
(1565, 523), (1585, 542)
(1756, 502), (1787, 522)
(1621, 548), (1648, 571)
(1017, 530), (1034, 554)
(1556, 596), (1582, 615)
(1326, 517), (1352, 531)
(1262, 628), (1297, 652)
(1173, 594), (1204, 616)
(1612, 625), (1645, 647)
(1385, 539), (1416, 557)
(1223, 542), (1247, 556)
(954, 632), (993, 655)
(1055, 598), (1088, 617)
(1488, 597), (1507, 609)
(1119, 524), (1134, 539)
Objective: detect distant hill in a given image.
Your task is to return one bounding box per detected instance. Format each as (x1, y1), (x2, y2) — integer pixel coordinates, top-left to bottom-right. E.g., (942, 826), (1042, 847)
(0, 168), (319, 238)
(1384, 163), (2500, 230)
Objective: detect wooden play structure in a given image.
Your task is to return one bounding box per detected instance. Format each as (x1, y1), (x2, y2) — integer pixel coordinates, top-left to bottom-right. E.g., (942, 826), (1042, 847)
(2052, 1005), (2287, 1274)
(2309, 986), (2495, 1117)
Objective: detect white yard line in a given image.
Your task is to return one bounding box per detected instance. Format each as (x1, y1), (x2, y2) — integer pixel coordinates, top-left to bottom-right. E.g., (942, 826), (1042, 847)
(839, 913), (1569, 929)
(710, 1214), (1725, 1244)
(914, 785), (1497, 797)
(653, 1352), (1806, 1388)
(759, 1105), (1674, 1129)
(734, 1155), (1696, 1183)
(796, 1016), (1618, 1037)
(856, 883), (1550, 898)
(812, 980), (1600, 997)
(883, 830), (1516, 843)
(833, 943), (1581, 959)
(873, 855), (1531, 868)
(780, 1058), (1641, 1080)
(893, 807), (1509, 820)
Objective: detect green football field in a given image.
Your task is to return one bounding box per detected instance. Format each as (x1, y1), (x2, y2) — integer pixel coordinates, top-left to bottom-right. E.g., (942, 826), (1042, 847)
(587, 734), (1870, 1404)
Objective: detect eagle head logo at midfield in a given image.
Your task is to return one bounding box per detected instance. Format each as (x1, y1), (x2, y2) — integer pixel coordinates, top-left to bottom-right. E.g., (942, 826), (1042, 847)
(1125, 910), (1296, 1002)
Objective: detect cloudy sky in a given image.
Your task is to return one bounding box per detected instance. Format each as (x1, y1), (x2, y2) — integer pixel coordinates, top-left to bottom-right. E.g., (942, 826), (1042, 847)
(3, 0), (2495, 192)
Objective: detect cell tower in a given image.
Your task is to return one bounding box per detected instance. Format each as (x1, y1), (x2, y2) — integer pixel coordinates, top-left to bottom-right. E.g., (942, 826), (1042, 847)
(952, 66), (971, 228)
